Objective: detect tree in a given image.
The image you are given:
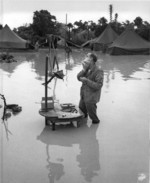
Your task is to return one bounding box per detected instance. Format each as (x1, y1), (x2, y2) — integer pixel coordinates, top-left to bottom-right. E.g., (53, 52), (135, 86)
(88, 21), (97, 31)
(32, 10), (56, 37)
(13, 24), (34, 41)
(114, 13), (118, 23)
(0, 24), (3, 30)
(122, 20), (134, 29)
(98, 17), (108, 26)
(109, 4), (113, 23)
(74, 20), (85, 31)
(134, 17), (143, 28)
(135, 21), (150, 41)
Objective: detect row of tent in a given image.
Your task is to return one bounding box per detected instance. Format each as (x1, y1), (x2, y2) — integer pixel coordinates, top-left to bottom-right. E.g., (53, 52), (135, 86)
(0, 24), (81, 51)
(82, 24), (150, 55)
(0, 24), (150, 55)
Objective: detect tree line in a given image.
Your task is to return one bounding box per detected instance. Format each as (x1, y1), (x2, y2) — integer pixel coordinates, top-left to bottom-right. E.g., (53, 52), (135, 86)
(0, 9), (150, 46)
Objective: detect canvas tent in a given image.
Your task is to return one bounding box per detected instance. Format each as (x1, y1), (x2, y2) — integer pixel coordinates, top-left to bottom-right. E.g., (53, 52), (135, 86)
(0, 24), (28, 49)
(94, 24), (118, 44)
(92, 24), (118, 51)
(108, 26), (150, 55)
(82, 24), (118, 51)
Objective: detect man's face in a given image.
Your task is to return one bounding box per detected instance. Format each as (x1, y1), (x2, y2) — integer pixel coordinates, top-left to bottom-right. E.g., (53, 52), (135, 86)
(82, 58), (91, 70)
(82, 54), (94, 70)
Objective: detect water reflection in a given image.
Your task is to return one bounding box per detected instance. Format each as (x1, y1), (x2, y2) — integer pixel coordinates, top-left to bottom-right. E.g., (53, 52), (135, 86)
(0, 49), (149, 183)
(76, 124), (100, 182)
(37, 121), (100, 183)
(0, 61), (22, 77)
(100, 54), (150, 81)
(65, 53), (75, 71)
(45, 144), (65, 183)
(1, 50), (150, 81)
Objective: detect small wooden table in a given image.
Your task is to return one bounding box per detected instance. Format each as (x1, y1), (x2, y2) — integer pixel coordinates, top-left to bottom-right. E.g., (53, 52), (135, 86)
(39, 103), (84, 130)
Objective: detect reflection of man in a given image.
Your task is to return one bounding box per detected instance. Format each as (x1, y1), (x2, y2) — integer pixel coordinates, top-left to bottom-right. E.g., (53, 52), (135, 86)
(76, 124), (100, 182)
(77, 53), (104, 124)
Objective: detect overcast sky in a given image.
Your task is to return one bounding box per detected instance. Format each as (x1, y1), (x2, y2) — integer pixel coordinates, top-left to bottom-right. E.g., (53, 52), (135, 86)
(0, 0), (150, 28)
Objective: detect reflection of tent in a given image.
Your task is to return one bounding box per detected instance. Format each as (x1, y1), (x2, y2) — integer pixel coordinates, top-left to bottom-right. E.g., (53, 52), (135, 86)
(0, 24), (28, 49)
(108, 26), (150, 55)
(100, 54), (149, 81)
(82, 24), (118, 51)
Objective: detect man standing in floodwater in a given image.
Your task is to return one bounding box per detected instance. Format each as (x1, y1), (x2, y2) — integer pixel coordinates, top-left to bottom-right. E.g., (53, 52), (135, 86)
(77, 53), (104, 124)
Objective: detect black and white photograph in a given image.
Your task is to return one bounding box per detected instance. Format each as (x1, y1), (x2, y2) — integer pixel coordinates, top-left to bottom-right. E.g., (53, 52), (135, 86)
(0, 0), (150, 183)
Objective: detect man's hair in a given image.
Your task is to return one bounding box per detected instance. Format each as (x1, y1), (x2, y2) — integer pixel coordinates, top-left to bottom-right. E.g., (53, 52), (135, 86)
(89, 53), (97, 62)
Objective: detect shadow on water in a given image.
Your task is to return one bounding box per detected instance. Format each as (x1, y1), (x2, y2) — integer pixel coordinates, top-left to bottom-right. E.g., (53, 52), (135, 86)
(37, 120), (100, 183)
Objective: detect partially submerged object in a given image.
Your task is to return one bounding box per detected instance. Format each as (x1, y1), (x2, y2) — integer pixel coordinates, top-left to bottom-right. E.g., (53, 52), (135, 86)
(39, 50), (84, 130)
(0, 94), (22, 139)
(0, 53), (17, 63)
(0, 94), (22, 120)
(39, 102), (84, 131)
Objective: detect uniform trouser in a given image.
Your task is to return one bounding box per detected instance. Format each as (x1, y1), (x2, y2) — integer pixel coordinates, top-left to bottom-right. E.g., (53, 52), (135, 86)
(79, 98), (100, 122)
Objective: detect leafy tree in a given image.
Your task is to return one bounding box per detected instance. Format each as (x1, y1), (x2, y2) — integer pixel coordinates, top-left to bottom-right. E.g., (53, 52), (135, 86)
(134, 17), (143, 28)
(32, 10), (56, 37)
(122, 20), (134, 29)
(95, 17), (108, 37)
(0, 24), (3, 30)
(98, 17), (108, 26)
(114, 13), (118, 23)
(74, 20), (85, 31)
(88, 21), (97, 31)
(13, 24), (33, 41)
(135, 22), (150, 41)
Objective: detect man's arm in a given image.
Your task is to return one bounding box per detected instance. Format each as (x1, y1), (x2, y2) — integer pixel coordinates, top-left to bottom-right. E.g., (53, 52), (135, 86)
(86, 70), (104, 90)
(77, 70), (87, 81)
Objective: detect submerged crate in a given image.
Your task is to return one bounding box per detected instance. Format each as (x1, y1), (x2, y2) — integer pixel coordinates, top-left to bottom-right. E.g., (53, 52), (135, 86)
(41, 97), (54, 109)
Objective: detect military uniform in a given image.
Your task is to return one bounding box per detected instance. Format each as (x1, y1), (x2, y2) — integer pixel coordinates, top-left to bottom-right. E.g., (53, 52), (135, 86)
(77, 65), (104, 123)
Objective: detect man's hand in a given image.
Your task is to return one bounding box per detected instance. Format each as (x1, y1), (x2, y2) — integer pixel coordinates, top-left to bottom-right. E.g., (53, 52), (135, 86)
(80, 77), (87, 84)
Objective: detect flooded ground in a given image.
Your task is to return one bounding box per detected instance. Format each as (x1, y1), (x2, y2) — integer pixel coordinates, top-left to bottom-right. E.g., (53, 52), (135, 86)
(0, 49), (150, 183)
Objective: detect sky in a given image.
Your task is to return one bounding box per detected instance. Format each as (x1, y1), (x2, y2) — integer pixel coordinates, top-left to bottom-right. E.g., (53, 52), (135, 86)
(0, 0), (150, 29)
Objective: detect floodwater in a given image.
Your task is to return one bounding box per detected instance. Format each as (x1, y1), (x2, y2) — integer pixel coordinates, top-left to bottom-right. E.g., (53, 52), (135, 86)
(0, 49), (149, 183)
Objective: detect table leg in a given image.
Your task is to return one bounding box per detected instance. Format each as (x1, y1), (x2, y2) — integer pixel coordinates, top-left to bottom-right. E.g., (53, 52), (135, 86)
(52, 122), (55, 131)
(77, 120), (80, 128)
(45, 118), (48, 126)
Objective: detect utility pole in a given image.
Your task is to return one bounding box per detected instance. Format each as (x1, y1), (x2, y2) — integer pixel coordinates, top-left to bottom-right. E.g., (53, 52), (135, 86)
(0, 0), (3, 25)
(66, 13), (68, 25)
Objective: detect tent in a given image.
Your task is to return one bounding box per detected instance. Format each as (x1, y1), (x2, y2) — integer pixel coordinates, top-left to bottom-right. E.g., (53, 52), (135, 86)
(92, 24), (118, 51)
(108, 26), (150, 55)
(0, 24), (28, 49)
(82, 24), (118, 51)
(94, 24), (118, 44)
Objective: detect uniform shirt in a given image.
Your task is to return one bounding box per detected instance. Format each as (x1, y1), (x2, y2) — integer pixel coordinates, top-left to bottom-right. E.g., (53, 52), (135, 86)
(77, 65), (104, 103)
